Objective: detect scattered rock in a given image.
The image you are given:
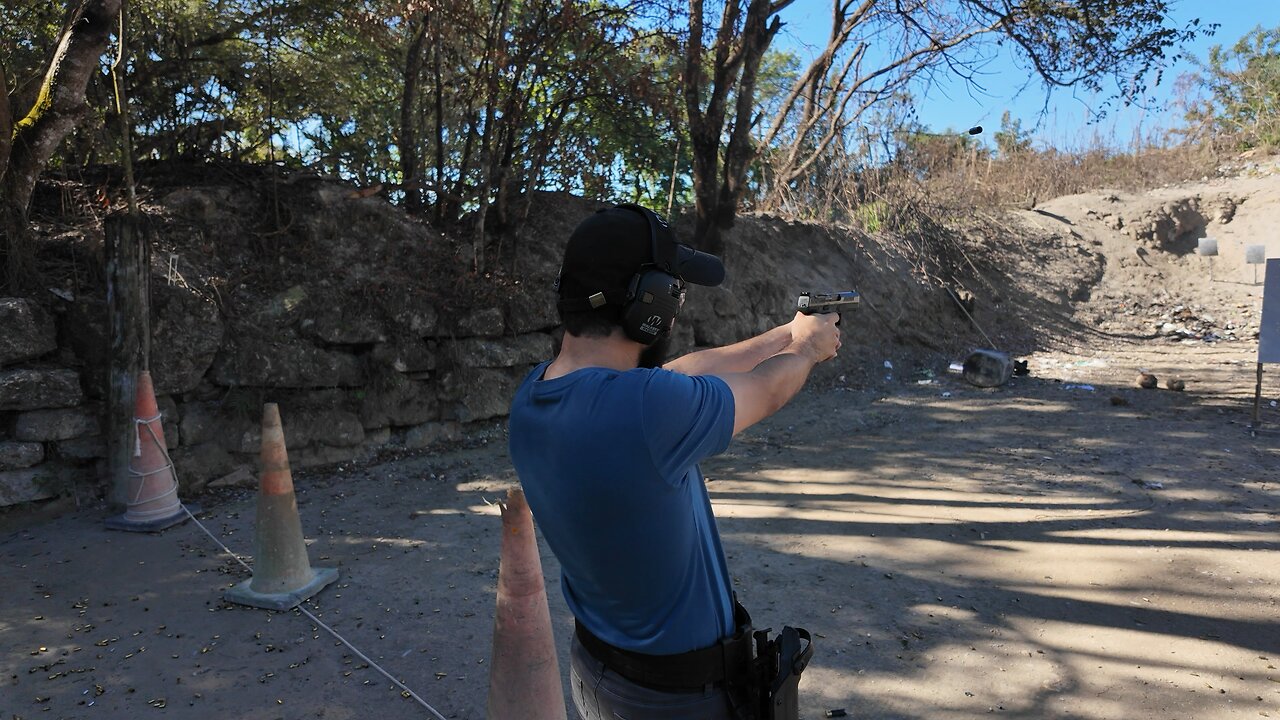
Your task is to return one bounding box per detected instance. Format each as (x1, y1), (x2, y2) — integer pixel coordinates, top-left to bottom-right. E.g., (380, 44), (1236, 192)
(1166, 378), (1186, 391)
(1109, 396), (1130, 407)
(207, 466), (255, 489)
(1137, 373), (1158, 389)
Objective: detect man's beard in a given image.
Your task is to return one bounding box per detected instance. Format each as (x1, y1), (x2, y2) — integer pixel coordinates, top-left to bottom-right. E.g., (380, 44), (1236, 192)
(637, 334), (672, 369)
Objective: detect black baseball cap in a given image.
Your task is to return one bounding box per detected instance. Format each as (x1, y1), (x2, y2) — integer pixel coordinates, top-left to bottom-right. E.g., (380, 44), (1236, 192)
(556, 205), (725, 309)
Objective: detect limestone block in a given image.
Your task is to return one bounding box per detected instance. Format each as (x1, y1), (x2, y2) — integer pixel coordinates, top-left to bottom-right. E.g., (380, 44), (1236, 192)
(0, 369), (83, 411)
(12, 407), (99, 441)
(0, 441), (44, 469)
(0, 468), (56, 507)
(440, 368), (517, 422)
(0, 298), (56, 367)
(456, 307), (505, 337)
(210, 337), (363, 388)
(446, 334), (552, 368)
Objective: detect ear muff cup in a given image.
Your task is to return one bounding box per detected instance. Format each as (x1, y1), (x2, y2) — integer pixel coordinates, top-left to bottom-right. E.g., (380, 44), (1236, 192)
(621, 268), (685, 344)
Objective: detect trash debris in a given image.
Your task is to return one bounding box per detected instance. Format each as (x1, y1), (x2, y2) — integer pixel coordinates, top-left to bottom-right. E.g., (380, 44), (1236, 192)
(883, 360), (894, 369)
(941, 392), (952, 398)
(948, 362), (964, 373)
(1165, 378), (1186, 391)
(1132, 479), (1164, 490)
(825, 710), (848, 718)
(1062, 384), (1095, 391)
(961, 349), (1013, 388)
(1137, 373), (1158, 389)
(1013, 360), (1030, 376)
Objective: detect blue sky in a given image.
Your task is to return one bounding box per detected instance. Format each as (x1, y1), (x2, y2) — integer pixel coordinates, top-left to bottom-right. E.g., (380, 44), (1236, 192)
(773, 0), (1264, 150)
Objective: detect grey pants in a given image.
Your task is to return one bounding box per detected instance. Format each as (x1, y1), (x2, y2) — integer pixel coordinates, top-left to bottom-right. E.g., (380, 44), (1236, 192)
(569, 634), (737, 720)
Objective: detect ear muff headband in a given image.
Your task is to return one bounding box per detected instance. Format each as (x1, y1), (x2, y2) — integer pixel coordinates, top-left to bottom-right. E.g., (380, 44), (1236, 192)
(614, 205), (685, 345)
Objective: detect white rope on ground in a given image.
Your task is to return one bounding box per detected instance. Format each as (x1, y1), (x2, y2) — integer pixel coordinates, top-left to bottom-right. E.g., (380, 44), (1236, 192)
(136, 421), (449, 720)
(177, 505), (449, 720)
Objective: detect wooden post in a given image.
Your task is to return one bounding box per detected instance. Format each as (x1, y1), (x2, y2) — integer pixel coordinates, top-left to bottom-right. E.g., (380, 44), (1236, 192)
(105, 213), (150, 508)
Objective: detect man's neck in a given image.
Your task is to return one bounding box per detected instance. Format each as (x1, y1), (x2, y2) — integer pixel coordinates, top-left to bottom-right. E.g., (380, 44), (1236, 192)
(544, 330), (641, 380)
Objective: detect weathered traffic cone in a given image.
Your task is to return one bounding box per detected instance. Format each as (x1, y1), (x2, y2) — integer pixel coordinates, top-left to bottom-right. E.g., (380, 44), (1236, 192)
(486, 488), (567, 720)
(225, 404), (338, 611)
(106, 370), (198, 532)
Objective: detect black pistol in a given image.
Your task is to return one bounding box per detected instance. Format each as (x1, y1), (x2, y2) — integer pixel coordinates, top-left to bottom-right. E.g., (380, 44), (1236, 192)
(796, 291), (860, 319)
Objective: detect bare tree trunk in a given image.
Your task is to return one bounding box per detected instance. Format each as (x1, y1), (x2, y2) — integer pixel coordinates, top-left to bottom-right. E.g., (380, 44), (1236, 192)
(683, 0), (792, 254)
(471, 0), (511, 273)
(432, 24), (446, 225)
(0, 62), (17, 293)
(2, 0), (123, 293)
(399, 15), (428, 215)
(0, 62), (11, 186)
(105, 214), (149, 509)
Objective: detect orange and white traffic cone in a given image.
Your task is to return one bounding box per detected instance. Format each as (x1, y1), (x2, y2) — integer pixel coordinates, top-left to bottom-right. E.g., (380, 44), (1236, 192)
(225, 403), (338, 611)
(106, 370), (198, 532)
(486, 487), (567, 720)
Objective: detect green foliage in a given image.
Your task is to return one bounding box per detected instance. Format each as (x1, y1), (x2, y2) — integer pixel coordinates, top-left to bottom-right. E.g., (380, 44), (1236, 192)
(1, 0), (1216, 263)
(852, 200), (885, 233)
(992, 111), (1033, 157)
(1181, 25), (1280, 149)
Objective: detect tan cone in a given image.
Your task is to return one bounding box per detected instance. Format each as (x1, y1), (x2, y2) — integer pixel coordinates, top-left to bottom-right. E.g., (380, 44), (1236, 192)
(486, 488), (567, 720)
(224, 403), (337, 611)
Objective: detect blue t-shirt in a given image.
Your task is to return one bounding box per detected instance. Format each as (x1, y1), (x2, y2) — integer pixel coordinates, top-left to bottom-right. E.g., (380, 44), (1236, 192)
(508, 362), (737, 655)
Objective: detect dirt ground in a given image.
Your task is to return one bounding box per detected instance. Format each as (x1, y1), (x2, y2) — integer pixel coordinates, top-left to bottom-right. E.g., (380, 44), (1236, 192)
(3, 171), (1279, 719)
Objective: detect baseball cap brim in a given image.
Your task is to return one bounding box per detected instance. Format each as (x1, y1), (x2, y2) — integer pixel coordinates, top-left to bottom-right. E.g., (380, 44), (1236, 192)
(675, 244), (725, 287)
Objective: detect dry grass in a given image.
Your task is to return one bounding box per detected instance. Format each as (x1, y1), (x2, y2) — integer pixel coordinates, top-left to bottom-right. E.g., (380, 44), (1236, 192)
(760, 135), (1232, 234)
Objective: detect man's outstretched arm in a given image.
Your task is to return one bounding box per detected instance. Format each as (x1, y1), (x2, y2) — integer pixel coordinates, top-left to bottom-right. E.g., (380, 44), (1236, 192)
(715, 313), (841, 435)
(663, 321), (793, 376)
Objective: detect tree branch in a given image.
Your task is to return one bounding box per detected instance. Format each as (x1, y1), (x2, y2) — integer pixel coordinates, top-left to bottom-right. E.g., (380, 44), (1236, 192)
(6, 0), (123, 215)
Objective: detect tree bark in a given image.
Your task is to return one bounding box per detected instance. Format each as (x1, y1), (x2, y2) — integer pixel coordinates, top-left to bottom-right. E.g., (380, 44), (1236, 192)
(432, 21), (446, 224)
(0, 62), (11, 187)
(105, 213), (150, 509)
(2, 0), (124, 292)
(684, 0), (792, 254)
(471, 0), (511, 273)
(399, 15), (428, 215)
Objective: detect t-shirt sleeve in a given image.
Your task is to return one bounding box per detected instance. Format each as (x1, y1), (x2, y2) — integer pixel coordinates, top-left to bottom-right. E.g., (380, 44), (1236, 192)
(641, 370), (736, 483)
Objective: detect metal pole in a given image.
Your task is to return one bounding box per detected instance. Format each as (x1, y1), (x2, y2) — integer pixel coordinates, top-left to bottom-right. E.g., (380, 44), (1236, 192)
(1254, 363), (1264, 430)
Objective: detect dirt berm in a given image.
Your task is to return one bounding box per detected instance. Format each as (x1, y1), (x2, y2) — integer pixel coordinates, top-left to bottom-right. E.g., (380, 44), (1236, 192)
(0, 157), (1277, 719)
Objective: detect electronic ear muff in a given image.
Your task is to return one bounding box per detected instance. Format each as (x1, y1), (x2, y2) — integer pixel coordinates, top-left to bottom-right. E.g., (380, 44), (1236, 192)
(613, 204), (686, 345)
(554, 204), (687, 345)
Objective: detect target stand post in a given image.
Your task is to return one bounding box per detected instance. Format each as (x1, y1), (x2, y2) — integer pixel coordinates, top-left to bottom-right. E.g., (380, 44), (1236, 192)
(1253, 258), (1279, 436)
